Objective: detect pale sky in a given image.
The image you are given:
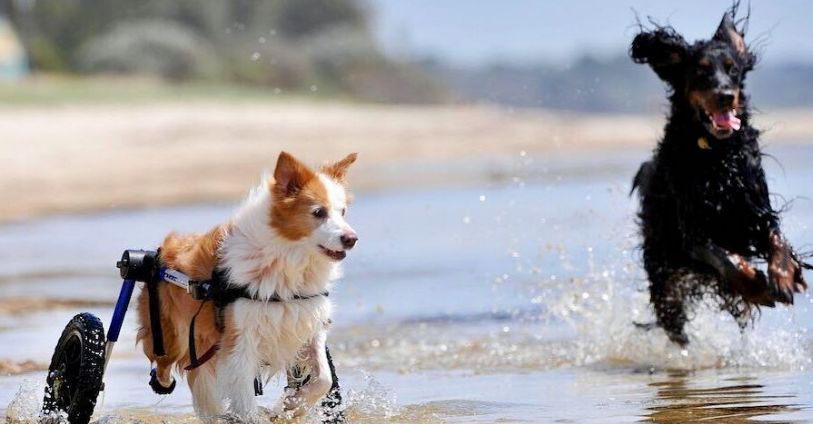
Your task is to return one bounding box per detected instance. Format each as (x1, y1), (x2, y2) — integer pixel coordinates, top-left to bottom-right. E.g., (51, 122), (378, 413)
(369, 0), (813, 66)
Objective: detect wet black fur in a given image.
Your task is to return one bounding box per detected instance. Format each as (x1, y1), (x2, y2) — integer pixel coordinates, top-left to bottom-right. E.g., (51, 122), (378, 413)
(629, 5), (809, 345)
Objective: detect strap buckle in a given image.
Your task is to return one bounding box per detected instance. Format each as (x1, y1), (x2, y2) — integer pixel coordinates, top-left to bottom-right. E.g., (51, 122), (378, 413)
(188, 281), (214, 300)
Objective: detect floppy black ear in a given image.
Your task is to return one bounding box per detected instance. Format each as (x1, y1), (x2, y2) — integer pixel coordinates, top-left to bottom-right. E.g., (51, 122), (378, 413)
(630, 28), (689, 84)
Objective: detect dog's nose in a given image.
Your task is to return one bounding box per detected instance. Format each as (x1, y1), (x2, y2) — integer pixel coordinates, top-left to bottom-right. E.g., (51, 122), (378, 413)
(716, 90), (736, 107)
(340, 233), (358, 249)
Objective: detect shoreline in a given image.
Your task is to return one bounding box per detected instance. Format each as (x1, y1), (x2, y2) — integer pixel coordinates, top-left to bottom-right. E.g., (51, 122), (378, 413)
(1, 101), (811, 223)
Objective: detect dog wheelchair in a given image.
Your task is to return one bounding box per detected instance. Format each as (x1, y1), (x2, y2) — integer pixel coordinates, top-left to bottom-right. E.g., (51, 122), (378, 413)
(41, 249), (344, 424)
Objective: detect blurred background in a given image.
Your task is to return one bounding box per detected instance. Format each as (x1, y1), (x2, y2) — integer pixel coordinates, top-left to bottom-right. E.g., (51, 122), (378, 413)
(2, 1), (813, 423)
(2, 0), (813, 108)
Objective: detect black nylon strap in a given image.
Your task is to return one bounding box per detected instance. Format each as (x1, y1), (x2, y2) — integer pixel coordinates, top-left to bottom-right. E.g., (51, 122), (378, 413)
(320, 346), (345, 423)
(147, 253), (166, 357)
(187, 300), (207, 369)
(182, 267), (328, 369)
(206, 268), (328, 303)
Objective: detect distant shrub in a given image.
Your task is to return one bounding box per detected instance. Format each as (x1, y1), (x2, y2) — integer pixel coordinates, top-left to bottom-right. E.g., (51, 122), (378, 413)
(8, 0), (447, 103)
(272, 0), (368, 38)
(77, 20), (219, 80)
(223, 37), (314, 88)
(297, 25), (450, 103)
(26, 35), (67, 72)
(298, 25), (383, 75)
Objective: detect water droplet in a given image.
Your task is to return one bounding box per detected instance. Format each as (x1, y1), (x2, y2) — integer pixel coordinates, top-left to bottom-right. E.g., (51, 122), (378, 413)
(258, 36), (266, 44)
(462, 216), (471, 224)
(310, 85), (318, 92)
(250, 52), (261, 61)
(479, 195), (486, 202)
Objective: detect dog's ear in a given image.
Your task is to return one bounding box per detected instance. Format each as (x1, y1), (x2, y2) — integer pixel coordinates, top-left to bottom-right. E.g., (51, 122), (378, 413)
(321, 153), (358, 183)
(630, 28), (689, 84)
(713, 12), (746, 56)
(273, 151), (315, 197)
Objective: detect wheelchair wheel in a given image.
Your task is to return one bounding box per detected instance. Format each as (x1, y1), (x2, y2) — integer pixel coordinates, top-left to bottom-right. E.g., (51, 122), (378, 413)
(42, 313), (106, 424)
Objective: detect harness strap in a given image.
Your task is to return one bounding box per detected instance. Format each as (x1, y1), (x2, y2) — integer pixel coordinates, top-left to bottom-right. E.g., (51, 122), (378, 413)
(147, 251), (166, 357)
(320, 346), (345, 424)
(183, 268), (329, 370)
(185, 300), (221, 371)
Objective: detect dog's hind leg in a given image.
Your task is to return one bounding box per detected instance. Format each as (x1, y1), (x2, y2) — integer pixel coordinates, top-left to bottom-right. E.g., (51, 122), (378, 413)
(648, 267), (690, 346)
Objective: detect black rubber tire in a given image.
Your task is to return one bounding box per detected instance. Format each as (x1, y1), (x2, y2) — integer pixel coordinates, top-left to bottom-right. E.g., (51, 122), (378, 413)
(42, 313), (106, 424)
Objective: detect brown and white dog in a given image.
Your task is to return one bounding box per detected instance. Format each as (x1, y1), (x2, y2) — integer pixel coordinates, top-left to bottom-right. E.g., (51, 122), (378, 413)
(136, 151), (358, 420)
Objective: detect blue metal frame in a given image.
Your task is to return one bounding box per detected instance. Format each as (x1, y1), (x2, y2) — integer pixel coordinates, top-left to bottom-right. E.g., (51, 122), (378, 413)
(107, 279), (136, 343)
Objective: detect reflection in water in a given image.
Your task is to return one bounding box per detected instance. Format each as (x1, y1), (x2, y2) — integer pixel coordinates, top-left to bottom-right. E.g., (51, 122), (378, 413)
(646, 372), (800, 423)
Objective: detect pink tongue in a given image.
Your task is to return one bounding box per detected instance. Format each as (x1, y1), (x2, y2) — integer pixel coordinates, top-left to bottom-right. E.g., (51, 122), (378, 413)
(712, 111), (741, 131)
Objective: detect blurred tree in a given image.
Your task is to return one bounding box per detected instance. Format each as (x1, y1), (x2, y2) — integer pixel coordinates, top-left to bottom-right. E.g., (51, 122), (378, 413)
(271, 0), (367, 37)
(1, 0), (446, 103)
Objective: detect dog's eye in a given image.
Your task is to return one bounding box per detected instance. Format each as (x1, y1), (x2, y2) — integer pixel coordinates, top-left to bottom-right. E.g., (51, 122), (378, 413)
(697, 59), (712, 74)
(312, 207), (328, 219)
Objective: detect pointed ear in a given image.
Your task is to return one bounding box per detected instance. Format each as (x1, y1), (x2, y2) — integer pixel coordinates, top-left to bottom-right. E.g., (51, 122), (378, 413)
(713, 13), (746, 56)
(272, 151), (315, 197)
(630, 27), (689, 84)
(321, 153), (358, 182)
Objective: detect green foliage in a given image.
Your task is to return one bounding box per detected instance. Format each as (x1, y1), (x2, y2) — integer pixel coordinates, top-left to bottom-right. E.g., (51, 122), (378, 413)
(77, 20), (220, 81)
(5, 0), (446, 103)
(26, 35), (67, 72)
(272, 0), (368, 38)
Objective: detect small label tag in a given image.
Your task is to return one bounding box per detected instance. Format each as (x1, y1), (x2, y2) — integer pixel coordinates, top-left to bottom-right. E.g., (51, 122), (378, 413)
(161, 268), (190, 289)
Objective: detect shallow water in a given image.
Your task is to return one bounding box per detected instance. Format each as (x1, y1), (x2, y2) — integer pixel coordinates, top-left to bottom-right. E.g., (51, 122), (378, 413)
(1, 146), (813, 423)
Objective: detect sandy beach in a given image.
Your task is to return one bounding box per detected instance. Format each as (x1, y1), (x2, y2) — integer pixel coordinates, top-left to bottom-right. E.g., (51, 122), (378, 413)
(2, 101), (812, 223)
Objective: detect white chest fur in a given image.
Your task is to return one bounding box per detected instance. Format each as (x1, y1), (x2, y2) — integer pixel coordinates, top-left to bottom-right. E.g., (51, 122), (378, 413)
(230, 296), (332, 370)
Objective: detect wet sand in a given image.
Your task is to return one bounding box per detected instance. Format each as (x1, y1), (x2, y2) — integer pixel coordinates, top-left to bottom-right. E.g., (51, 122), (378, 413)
(1, 102), (812, 223)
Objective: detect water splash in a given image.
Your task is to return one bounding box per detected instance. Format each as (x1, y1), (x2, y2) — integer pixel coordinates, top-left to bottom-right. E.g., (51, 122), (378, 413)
(5, 379), (45, 424)
(534, 245), (813, 372)
(343, 371), (399, 420)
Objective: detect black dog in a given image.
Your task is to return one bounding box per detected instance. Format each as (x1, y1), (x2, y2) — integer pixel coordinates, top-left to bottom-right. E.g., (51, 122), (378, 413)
(630, 6), (810, 345)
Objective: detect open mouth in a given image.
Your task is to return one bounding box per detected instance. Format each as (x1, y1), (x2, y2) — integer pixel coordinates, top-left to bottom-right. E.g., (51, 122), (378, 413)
(702, 108), (741, 139)
(318, 245), (347, 261)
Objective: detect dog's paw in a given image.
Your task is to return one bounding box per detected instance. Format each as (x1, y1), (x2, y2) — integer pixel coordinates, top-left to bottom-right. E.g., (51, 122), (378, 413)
(149, 368), (176, 395)
(727, 256), (775, 307)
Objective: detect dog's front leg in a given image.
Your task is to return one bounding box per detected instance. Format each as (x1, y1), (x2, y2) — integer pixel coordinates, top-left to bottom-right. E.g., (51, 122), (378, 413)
(689, 242), (775, 306)
(282, 330), (334, 418)
(218, 343), (260, 421)
(768, 229), (808, 303)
